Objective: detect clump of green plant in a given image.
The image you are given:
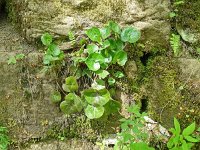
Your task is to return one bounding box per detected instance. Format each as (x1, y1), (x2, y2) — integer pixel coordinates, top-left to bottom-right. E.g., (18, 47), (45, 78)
(170, 34), (181, 57)
(7, 53), (25, 65)
(114, 105), (154, 150)
(167, 117), (200, 150)
(46, 21), (141, 119)
(41, 33), (65, 66)
(0, 126), (10, 150)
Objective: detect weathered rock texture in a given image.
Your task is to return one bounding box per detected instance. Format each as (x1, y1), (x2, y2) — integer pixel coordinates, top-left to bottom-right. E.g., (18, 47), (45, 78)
(7, 0), (170, 50)
(0, 16), (117, 149)
(24, 140), (100, 150)
(1, 0), (200, 149)
(146, 56), (200, 128)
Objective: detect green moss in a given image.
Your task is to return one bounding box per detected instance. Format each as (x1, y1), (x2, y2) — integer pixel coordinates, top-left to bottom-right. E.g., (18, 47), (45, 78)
(145, 56), (182, 128)
(176, 0), (200, 32)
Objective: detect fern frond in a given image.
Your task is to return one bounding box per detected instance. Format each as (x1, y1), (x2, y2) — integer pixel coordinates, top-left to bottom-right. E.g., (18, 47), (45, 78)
(170, 34), (181, 57)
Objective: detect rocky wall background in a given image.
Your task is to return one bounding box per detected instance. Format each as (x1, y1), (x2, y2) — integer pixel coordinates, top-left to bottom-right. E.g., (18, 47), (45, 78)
(0, 0), (200, 149)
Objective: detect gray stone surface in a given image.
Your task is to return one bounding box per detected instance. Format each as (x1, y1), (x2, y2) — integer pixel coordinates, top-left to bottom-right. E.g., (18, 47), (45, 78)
(24, 140), (100, 150)
(8, 0), (170, 50)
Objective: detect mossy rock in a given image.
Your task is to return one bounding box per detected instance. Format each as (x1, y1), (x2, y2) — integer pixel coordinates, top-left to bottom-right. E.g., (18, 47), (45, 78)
(145, 56), (200, 129)
(145, 56), (181, 128)
(175, 0), (200, 49)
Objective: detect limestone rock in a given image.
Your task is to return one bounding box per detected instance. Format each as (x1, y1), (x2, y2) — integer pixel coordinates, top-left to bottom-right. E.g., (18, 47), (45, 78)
(24, 140), (99, 150)
(125, 60), (137, 80)
(146, 56), (200, 128)
(7, 0), (170, 50)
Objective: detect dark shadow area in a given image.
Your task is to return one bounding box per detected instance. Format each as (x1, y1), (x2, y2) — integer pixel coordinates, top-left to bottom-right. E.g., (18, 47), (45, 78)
(0, 0), (7, 17)
(140, 98), (148, 113)
(140, 53), (152, 66)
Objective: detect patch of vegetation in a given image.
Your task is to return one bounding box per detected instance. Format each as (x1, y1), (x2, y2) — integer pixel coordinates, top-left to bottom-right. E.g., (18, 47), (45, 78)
(114, 105), (154, 150)
(41, 21), (141, 119)
(167, 118), (200, 150)
(0, 126), (10, 150)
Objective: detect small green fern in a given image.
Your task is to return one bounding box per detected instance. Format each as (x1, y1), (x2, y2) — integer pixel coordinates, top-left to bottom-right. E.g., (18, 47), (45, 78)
(170, 34), (181, 57)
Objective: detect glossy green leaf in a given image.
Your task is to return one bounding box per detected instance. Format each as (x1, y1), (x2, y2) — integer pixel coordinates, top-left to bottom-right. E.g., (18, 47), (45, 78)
(102, 40), (110, 49)
(115, 39), (124, 51)
(91, 79), (105, 90)
(83, 89), (110, 106)
(60, 100), (77, 115)
(108, 39), (117, 50)
(85, 53), (105, 71)
(174, 117), (181, 135)
(108, 77), (116, 85)
(100, 27), (111, 39)
(87, 44), (99, 54)
(43, 54), (53, 65)
(63, 76), (78, 92)
(84, 105), (104, 119)
(167, 137), (174, 148)
(130, 142), (155, 150)
(121, 27), (140, 43)
(114, 71), (124, 78)
(181, 140), (188, 150)
(96, 70), (110, 79)
(48, 44), (61, 56)
(50, 91), (61, 103)
(60, 92), (83, 115)
(109, 21), (121, 34)
(86, 27), (101, 43)
(65, 93), (83, 112)
(41, 33), (53, 46)
(113, 50), (127, 66)
(86, 61), (100, 71)
(184, 135), (199, 143)
(104, 99), (121, 115)
(182, 122), (196, 136)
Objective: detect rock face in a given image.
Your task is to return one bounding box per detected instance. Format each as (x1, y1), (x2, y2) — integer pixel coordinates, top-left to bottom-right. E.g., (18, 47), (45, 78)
(7, 0), (170, 50)
(24, 140), (99, 150)
(146, 56), (200, 128)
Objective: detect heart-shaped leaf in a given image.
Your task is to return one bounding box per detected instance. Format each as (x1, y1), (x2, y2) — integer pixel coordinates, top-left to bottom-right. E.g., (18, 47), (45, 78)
(95, 70), (110, 79)
(48, 44), (61, 56)
(121, 27), (140, 43)
(100, 27), (111, 39)
(85, 53), (105, 71)
(65, 93), (83, 112)
(113, 51), (127, 66)
(104, 99), (121, 115)
(108, 21), (121, 34)
(87, 44), (99, 54)
(43, 54), (54, 65)
(86, 27), (101, 43)
(50, 91), (61, 103)
(60, 93), (83, 115)
(114, 71), (124, 78)
(108, 77), (116, 85)
(60, 100), (77, 115)
(84, 105), (104, 119)
(41, 33), (53, 46)
(83, 89), (110, 106)
(91, 79), (106, 90)
(63, 76), (78, 92)
(102, 40), (110, 49)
